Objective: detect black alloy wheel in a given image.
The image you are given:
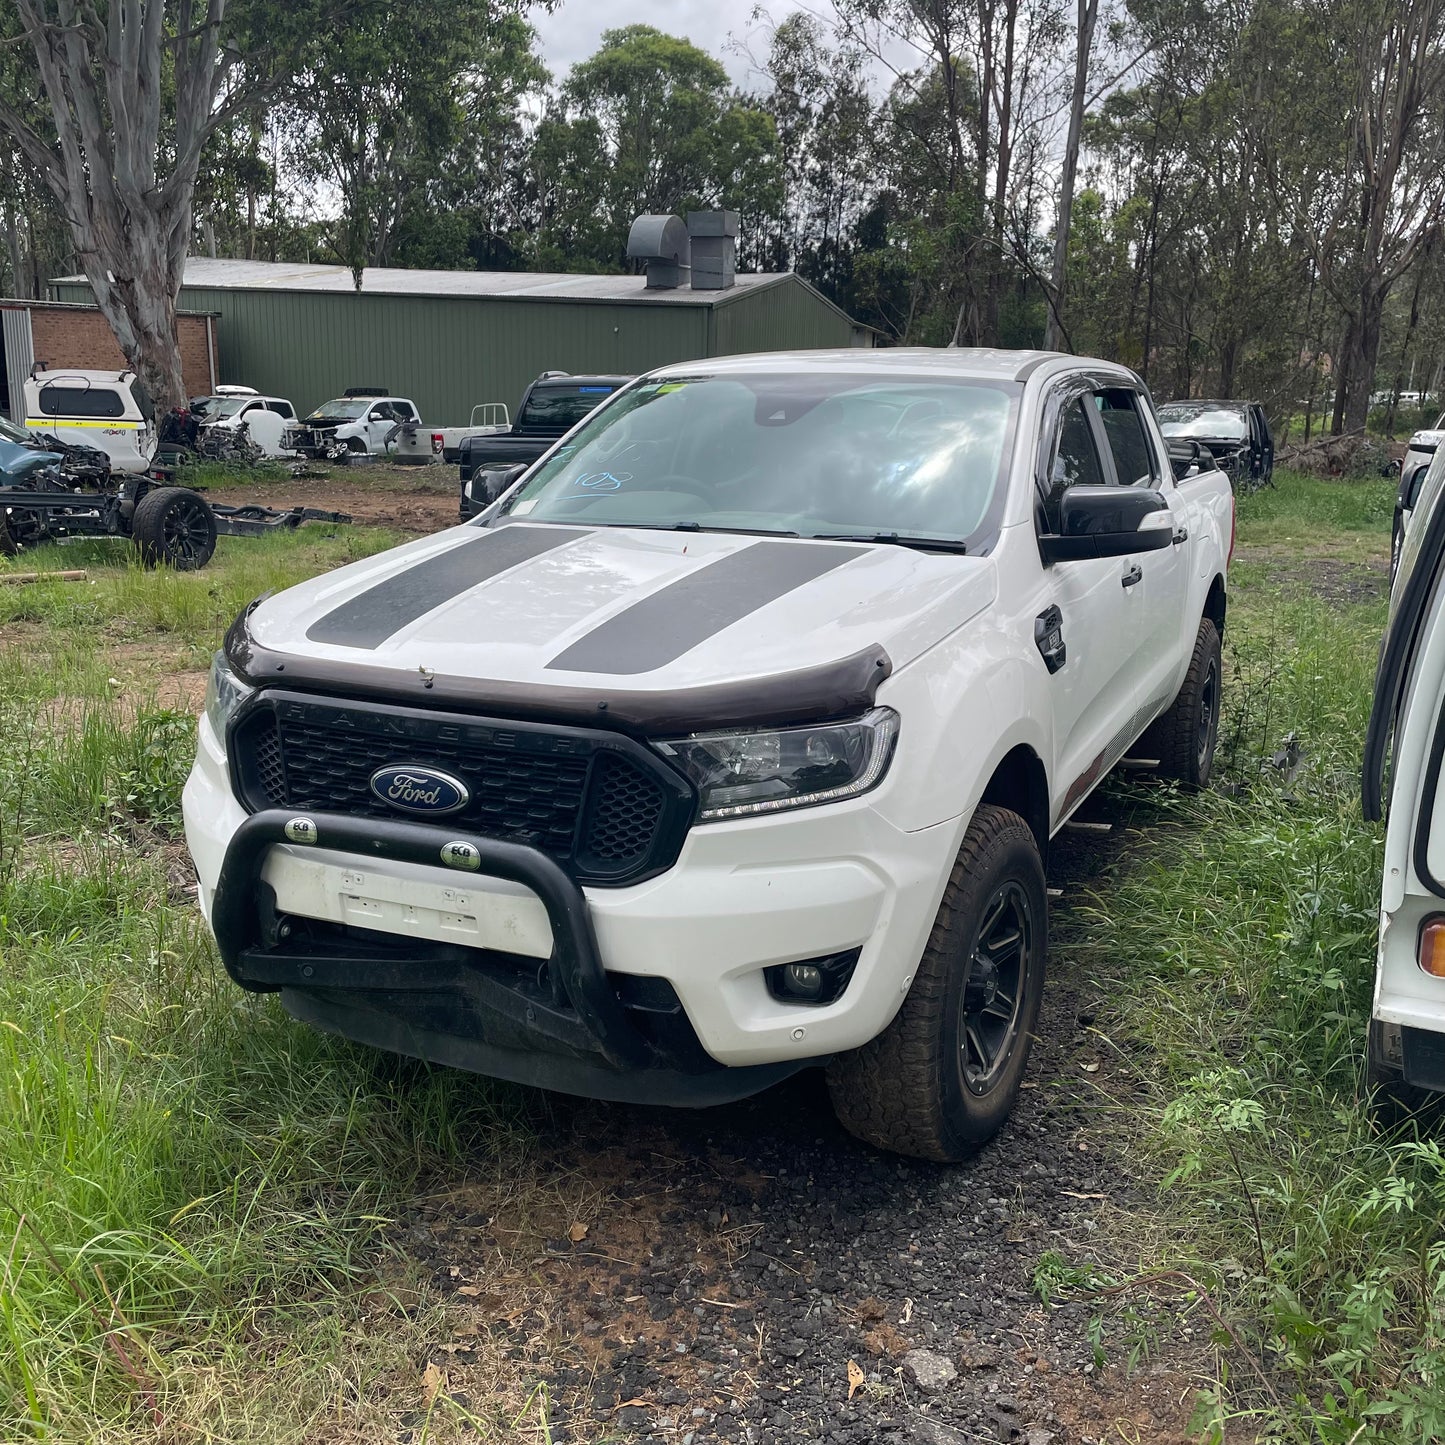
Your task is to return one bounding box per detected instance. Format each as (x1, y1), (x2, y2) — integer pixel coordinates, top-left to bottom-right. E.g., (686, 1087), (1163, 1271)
(827, 804), (1047, 1161)
(163, 494), (211, 565)
(958, 880), (1033, 1095)
(132, 485), (218, 571)
(1196, 650), (1220, 773)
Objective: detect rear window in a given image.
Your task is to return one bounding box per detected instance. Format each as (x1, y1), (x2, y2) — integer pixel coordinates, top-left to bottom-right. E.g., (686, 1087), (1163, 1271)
(36, 384), (125, 419)
(518, 385), (617, 433)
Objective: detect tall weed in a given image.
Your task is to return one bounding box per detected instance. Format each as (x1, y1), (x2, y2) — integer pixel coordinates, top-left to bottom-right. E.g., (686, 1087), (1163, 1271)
(1066, 576), (1445, 1441)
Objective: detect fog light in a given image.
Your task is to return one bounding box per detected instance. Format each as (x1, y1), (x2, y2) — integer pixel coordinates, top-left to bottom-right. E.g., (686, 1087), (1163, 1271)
(764, 948), (860, 1006)
(783, 963), (823, 999)
(1419, 917), (1445, 977)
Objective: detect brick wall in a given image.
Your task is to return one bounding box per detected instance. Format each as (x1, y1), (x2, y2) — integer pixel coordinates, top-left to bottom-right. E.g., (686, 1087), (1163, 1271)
(21, 304), (215, 396)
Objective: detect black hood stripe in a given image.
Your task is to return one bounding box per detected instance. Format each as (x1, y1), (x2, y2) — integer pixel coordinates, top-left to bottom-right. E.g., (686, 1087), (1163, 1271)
(545, 539), (868, 677)
(306, 524), (587, 649)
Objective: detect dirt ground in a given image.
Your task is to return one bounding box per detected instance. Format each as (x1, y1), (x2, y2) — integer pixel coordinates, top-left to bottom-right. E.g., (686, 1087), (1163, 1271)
(1231, 545), (1389, 604)
(380, 787), (1212, 1445)
(206, 460), (462, 533)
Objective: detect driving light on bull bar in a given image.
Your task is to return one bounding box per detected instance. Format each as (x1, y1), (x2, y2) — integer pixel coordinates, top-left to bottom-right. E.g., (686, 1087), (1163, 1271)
(204, 650), (255, 740)
(654, 708), (898, 820)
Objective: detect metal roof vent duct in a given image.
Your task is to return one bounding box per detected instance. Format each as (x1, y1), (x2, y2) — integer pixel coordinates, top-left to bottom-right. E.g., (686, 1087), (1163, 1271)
(687, 211), (738, 290)
(627, 214), (690, 290)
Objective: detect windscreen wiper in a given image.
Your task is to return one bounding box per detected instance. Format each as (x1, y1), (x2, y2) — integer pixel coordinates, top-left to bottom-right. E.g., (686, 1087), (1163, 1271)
(812, 531), (969, 554)
(601, 521), (802, 538)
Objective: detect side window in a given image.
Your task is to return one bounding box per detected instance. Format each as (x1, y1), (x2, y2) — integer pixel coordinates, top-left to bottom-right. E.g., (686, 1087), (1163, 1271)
(269, 401), (295, 418)
(395, 401), (417, 422)
(1049, 397), (1106, 504)
(1095, 390), (1159, 486)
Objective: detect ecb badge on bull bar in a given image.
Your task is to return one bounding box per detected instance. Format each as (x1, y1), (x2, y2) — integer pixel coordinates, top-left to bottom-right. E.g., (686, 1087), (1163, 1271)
(441, 840), (481, 872)
(284, 817), (318, 845)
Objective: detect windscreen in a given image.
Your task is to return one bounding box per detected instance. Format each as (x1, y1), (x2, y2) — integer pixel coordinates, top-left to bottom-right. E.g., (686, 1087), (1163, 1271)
(307, 399), (369, 421)
(209, 398), (253, 419)
(518, 384), (619, 432)
(0, 415), (35, 445)
(502, 372), (1018, 545)
(1157, 403), (1249, 441)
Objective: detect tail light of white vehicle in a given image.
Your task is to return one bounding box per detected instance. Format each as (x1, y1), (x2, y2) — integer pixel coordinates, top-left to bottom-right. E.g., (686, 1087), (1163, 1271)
(431, 432), (444, 454)
(1419, 917), (1445, 977)
(655, 708), (899, 821)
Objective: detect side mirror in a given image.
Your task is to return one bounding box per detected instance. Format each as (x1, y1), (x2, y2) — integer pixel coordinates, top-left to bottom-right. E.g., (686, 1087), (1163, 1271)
(466, 463), (527, 512)
(1039, 486), (1173, 562)
(1166, 438), (1210, 480)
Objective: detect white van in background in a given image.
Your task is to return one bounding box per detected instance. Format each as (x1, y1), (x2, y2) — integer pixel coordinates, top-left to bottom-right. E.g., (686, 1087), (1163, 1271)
(23, 369), (154, 473)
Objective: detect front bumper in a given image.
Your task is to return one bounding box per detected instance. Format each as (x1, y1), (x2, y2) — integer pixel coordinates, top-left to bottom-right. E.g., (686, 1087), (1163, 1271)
(184, 714), (956, 1100)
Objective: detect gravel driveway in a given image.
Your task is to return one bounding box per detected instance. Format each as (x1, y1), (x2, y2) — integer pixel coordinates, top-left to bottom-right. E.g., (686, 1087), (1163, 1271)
(391, 795), (1207, 1445)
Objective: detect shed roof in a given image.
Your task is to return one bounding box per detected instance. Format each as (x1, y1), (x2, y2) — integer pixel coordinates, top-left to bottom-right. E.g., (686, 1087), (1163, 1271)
(54, 257), (796, 307)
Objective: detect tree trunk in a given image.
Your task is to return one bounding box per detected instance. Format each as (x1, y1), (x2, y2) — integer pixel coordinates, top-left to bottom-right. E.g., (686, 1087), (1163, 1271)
(76, 223), (188, 415)
(0, 0), (237, 417)
(1044, 0), (1098, 352)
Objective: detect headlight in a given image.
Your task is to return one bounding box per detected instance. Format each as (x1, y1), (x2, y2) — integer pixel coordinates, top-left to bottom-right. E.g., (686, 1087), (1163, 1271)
(655, 708), (898, 821)
(204, 651), (254, 740)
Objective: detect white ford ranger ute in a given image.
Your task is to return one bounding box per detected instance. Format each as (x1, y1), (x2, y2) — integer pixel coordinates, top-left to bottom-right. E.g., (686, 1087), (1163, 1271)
(184, 349), (1232, 1161)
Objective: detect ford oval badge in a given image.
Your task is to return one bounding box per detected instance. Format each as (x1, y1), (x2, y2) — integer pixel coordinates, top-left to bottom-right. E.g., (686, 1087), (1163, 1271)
(369, 764), (470, 816)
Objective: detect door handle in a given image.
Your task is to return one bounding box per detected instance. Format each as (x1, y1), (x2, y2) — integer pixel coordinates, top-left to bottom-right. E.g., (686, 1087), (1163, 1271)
(1121, 563), (1143, 589)
(1172, 527), (1188, 545)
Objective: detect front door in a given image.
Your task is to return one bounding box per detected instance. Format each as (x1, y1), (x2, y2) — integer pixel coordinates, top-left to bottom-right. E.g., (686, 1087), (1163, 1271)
(1093, 388), (1189, 721)
(1039, 393), (1152, 819)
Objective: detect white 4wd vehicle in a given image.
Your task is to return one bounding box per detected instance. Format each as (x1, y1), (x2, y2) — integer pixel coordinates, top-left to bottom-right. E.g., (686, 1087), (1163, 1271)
(1394, 411), (1445, 579)
(286, 392), (421, 459)
(23, 368), (155, 472)
(184, 350), (1232, 1159)
(198, 393), (299, 457)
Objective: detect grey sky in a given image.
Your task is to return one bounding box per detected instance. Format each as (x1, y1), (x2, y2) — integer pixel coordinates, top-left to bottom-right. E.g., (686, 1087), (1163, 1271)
(531, 1), (826, 88)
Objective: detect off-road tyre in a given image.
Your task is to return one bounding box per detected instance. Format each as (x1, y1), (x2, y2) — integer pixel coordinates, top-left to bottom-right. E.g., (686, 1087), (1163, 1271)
(827, 804), (1047, 1162)
(1139, 616), (1221, 790)
(131, 486), (217, 571)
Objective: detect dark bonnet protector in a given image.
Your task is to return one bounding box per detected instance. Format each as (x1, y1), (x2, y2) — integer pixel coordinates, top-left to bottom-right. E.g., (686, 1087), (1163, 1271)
(225, 602), (893, 736)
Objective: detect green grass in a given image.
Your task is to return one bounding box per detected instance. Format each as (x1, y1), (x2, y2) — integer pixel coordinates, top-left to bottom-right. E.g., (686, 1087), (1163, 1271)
(1233, 468), (1396, 562)
(0, 531), (552, 1443)
(1042, 497), (1445, 1440)
(0, 475), (1433, 1440)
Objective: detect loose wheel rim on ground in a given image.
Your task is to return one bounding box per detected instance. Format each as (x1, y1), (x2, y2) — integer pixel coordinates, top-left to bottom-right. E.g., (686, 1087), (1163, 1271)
(958, 879), (1033, 1095)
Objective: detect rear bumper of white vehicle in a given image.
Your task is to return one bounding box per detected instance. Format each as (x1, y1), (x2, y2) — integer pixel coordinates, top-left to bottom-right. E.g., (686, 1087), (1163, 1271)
(1375, 897), (1445, 1089)
(183, 714), (956, 1103)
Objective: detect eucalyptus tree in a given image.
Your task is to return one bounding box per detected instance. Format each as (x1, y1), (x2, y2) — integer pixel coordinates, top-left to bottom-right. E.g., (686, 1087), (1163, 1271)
(279, 0), (545, 287)
(0, 0), (291, 411)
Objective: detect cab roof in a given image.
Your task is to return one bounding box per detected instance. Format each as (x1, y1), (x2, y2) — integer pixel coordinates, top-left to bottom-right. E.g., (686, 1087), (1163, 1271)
(643, 347), (1133, 386)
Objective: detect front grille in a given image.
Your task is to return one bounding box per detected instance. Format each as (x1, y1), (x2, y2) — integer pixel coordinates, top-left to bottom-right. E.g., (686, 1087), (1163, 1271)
(230, 693), (693, 886)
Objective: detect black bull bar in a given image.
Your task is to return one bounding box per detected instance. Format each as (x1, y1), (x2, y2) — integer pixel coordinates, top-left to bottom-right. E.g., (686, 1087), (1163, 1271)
(211, 809), (652, 1070)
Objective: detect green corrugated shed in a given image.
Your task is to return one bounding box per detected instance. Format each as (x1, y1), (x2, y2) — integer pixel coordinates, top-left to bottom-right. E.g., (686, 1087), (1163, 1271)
(51, 259), (873, 423)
